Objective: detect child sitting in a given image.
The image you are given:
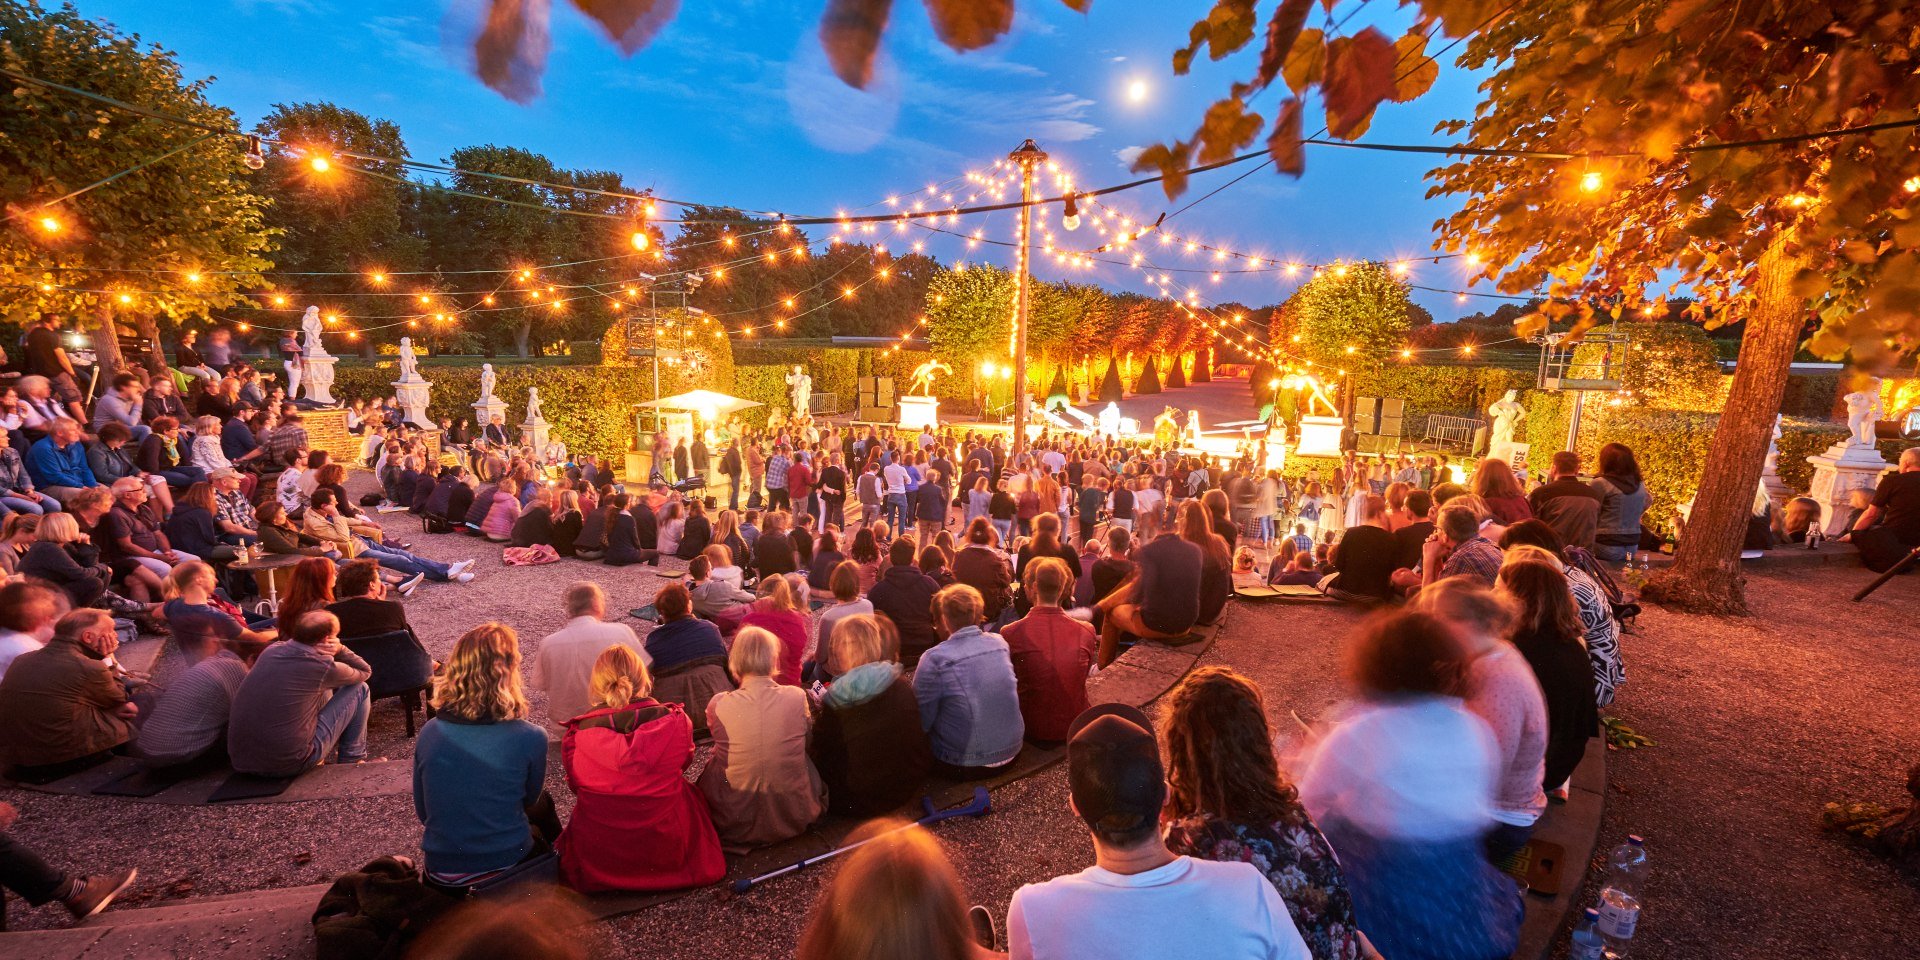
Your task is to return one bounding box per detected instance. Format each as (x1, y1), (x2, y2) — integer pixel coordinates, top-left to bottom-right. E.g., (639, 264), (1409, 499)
(687, 555), (754, 635)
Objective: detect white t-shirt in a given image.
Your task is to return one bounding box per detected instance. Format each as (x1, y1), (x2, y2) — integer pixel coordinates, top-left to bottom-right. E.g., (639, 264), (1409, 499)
(0, 629), (45, 680)
(1008, 856), (1310, 960)
(530, 617), (649, 733)
(1294, 696), (1498, 842)
(882, 463), (910, 496)
(1133, 486), (1162, 520)
(1041, 450), (1067, 474)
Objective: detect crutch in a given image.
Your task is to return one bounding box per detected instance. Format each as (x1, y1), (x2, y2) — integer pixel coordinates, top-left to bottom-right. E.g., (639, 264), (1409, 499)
(730, 787), (992, 893)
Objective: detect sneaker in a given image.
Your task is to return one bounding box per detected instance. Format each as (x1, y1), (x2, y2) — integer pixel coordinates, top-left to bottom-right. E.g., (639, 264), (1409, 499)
(456, 572), (475, 584)
(397, 573), (426, 597)
(449, 559), (475, 578)
(968, 905), (997, 950)
(64, 869), (137, 923)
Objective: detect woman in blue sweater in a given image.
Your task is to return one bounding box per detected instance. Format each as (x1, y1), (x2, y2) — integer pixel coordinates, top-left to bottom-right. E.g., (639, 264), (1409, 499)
(413, 622), (556, 895)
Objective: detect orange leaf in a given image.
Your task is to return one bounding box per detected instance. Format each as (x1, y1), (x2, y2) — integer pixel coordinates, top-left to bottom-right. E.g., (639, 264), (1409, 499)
(1321, 27), (1398, 140)
(1390, 30), (1438, 103)
(820, 0), (895, 89)
(1057, 0), (1091, 11)
(474, 0), (553, 105)
(1281, 28), (1324, 95)
(1252, 0), (1313, 92)
(570, 0), (676, 55)
(1267, 97), (1305, 176)
(923, 0), (1014, 51)
(1131, 141), (1195, 200)
(1196, 97), (1263, 164)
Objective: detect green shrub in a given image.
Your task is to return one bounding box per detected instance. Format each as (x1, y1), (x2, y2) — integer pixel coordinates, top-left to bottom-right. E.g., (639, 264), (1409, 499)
(1135, 356), (1162, 394)
(1166, 354), (1187, 389)
(1575, 323), (1726, 412)
(1773, 419), (1905, 494)
(332, 365), (671, 461)
(1780, 374), (1842, 419)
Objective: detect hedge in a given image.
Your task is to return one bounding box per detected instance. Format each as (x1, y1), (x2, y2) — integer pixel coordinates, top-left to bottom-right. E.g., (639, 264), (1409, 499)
(1347, 364), (1534, 436)
(1773, 419), (1905, 494)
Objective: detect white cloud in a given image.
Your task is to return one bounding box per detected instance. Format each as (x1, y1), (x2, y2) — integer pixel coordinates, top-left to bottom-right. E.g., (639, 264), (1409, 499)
(1115, 145), (1145, 166)
(902, 78), (1102, 143)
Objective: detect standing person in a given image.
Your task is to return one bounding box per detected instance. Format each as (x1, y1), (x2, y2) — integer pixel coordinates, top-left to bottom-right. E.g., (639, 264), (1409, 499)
(913, 585), (1023, 780)
(720, 439), (743, 512)
(820, 451), (849, 530)
(22, 314), (88, 422)
(1001, 558), (1096, 746)
(1589, 443), (1650, 562)
(764, 444), (793, 512)
(856, 460), (884, 527)
(696, 627), (827, 852)
(786, 450), (815, 522)
(1292, 611), (1521, 960)
(1006, 703), (1312, 960)
(916, 467), (950, 547)
(882, 455), (911, 536)
(227, 611), (371, 777)
(1159, 667), (1361, 960)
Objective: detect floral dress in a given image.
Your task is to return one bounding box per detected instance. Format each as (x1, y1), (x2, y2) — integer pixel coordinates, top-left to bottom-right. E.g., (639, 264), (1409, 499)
(1164, 810), (1362, 960)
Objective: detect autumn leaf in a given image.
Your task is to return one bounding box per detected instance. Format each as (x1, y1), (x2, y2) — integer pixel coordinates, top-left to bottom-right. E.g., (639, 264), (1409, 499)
(1056, 0), (1092, 11)
(1250, 0), (1313, 93)
(1321, 27), (1398, 140)
(474, 0), (553, 105)
(1195, 97), (1263, 164)
(1130, 141), (1195, 200)
(1267, 96), (1305, 176)
(1390, 30), (1438, 102)
(1203, 0), (1258, 60)
(923, 0), (1014, 51)
(820, 0), (895, 89)
(570, 0), (676, 55)
(1281, 28), (1325, 95)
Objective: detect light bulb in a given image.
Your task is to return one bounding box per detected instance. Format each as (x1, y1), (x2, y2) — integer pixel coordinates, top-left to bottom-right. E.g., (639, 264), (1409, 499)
(630, 231), (649, 251)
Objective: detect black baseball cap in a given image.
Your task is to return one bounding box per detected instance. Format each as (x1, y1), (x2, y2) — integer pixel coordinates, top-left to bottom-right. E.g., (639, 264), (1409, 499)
(1067, 703), (1165, 834)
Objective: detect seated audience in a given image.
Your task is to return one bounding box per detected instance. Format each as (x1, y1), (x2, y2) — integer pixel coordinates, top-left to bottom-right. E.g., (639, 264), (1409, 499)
(1293, 610), (1521, 960)
(676, 498), (712, 561)
(0, 432), (59, 519)
(687, 555), (755, 632)
(548, 489), (584, 556)
(1497, 521), (1625, 708)
(26, 419), (96, 505)
(161, 562), (273, 663)
(752, 510), (798, 578)
(481, 478), (522, 542)
(1471, 458), (1532, 525)
(1178, 500), (1232, 626)
(255, 501), (336, 559)
(1590, 443), (1651, 562)
(738, 574), (808, 686)
(0, 610), (136, 777)
(19, 512), (110, 608)
(509, 488), (556, 548)
(163, 482), (239, 563)
(1094, 519), (1203, 666)
(98, 478), (185, 602)
(868, 536), (941, 665)
(797, 817), (989, 960)
(806, 529), (846, 600)
(696, 627), (828, 852)
(1496, 552), (1601, 794)
(0, 582), (61, 680)
(811, 560), (872, 681)
(325, 559), (413, 640)
(136, 416), (205, 489)
(1001, 557), (1096, 747)
(810, 614), (932, 817)
(1528, 452), (1601, 551)
(1159, 667), (1360, 960)
(135, 638), (257, 769)
(415, 623), (556, 897)
(915, 584), (1023, 780)
(274, 556), (337, 637)
(1322, 495), (1396, 604)
(1850, 446), (1920, 571)
(530, 582), (646, 734)
(846, 525), (883, 593)
(557, 645), (726, 893)
(952, 518), (1013, 622)
(1391, 490), (1437, 570)
(1006, 702), (1312, 960)
(601, 494), (658, 567)
(306, 489), (472, 585)
(642, 583), (733, 736)
(227, 611), (372, 777)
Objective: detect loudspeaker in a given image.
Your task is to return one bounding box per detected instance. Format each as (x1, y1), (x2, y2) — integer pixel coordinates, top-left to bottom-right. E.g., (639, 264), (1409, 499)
(1353, 396), (1382, 435)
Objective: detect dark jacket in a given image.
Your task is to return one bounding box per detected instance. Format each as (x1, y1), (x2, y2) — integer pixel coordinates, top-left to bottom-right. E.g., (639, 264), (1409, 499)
(326, 597), (412, 641)
(631, 502), (659, 550)
(575, 508), (611, 554)
(163, 504), (225, 559)
(753, 530), (797, 577)
(868, 565), (941, 665)
(509, 504), (555, 548)
(259, 522), (330, 557)
(410, 472), (438, 514)
(425, 476), (461, 518)
(604, 512), (648, 566)
(810, 675), (932, 817)
(444, 484), (474, 527)
(952, 544), (1013, 620)
(676, 514), (711, 561)
(19, 540), (108, 607)
(142, 390), (189, 424)
(915, 482), (948, 521)
(463, 483), (497, 529)
(550, 510), (583, 557)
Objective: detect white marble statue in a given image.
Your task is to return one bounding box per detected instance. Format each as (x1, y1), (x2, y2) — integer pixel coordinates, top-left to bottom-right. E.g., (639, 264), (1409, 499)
(1844, 378), (1883, 447)
(786, 365), (812, 418)
(907, 359), (952, 398)
(1488, 389), (1526, 445)
(478, 363), (498, 403)
(300, 306), (330, 359)
(1764, 414), (1784, 475)
(1097, 402), (1122, 437)
(525, 386), (545, 423)
(396, 337), (420, 383)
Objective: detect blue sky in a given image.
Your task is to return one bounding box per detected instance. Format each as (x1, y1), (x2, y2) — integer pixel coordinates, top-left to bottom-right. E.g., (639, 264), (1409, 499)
(81, 0), (1492, 318)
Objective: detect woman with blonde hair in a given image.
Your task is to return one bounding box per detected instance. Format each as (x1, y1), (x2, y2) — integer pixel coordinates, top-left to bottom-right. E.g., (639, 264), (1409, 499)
(557, 643), (726, 892)
(413, 623), (555, 896)
(739, 573), (807, 686)
(798, 819), (990, 960)
(0, 512), (41, 577)
(809, 613), (932, 816)
(19, 509), (110, 606)
(697, 626), (827, 851)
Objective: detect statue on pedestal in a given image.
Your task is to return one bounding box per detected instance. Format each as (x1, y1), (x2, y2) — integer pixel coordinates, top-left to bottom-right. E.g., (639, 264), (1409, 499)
(907, 359), (952, 398)
(1097, 403), (1121, 437)
(785, 365), (812, 418)
(1845, 378), (1884, 448)
(525, 386), (545, 423)
(396, 337), (421, 383)
(300, 306), (330, 359)
(478, 363), (498, 404)
(1488, 389), (1526, 446)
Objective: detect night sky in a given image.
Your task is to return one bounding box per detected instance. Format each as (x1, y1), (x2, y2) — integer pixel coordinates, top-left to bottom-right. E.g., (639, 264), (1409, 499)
(81, 0), (1495, 318)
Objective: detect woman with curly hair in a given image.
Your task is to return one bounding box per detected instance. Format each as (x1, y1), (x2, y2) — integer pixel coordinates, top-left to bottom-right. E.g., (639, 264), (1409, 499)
(1160, 667), (1360, 960)
(413, 622), (555, 896)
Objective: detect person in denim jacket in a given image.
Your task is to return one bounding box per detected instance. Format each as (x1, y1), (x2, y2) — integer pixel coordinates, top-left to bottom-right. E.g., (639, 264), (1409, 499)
(912, 584), (1023, 780)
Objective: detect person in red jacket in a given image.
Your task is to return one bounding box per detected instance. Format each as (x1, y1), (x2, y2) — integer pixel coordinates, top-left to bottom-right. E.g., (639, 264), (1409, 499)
(1000, 557), (1097, 747)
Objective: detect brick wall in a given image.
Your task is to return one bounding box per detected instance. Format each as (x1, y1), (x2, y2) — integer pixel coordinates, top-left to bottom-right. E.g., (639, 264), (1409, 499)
(302, 408), (442, 469)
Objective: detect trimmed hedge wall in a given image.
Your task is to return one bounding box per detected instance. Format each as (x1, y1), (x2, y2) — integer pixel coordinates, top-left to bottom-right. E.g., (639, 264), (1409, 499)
(1347, 365), (1534, 436)
(332, 364), (676, 460)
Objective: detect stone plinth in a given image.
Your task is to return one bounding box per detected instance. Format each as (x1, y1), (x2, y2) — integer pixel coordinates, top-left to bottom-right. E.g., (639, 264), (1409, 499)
(897, 395), (940, 431)
(299, 407), (357, 468)
(1807, 442), (1892, 536)
(471, 396), (507, 435)
(520, 416), (550, 454)
(393, 378), (432, 429)
(1294, 415), (1344, 457)
(300, 355), (337, 405)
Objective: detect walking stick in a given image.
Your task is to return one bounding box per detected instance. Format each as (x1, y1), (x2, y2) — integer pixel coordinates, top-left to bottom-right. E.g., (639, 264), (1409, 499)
(730, 787), (992, 894)
(1852, 545), (1920, 602)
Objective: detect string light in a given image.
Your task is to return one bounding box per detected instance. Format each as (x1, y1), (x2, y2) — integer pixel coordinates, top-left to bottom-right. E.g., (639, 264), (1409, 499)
(36, 215), (61, 234)
(1579, 170), (1603, 193)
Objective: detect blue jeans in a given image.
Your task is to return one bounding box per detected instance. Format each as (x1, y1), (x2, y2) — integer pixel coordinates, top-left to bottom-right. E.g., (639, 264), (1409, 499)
(0, 494), (49, 517)
(305, 682), (369, 767)
(884, 493), (908, 534)
(992, 518), (1012, 544)
(159, 466), (205, 488)
(357, 538), (453, 581)
(1259, 516), (1275, 541)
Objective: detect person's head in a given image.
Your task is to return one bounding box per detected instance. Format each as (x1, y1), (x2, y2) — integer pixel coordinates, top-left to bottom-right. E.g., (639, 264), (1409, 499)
(931, 583), (983, 636)
(161, 560), (219, 601)
(888, 535), (916, 567)
(964, 517), (994, 547)
(1361, 493), (1388, 523)
(1, 512), (39, 543)
(831, 613), (894, 669)
(1414, 575), (1516, 648)
(1405, 489), (1434, 521)
(1498, 518), (1565, 555)
(334, 559), (382, 600)
(211, 467), (242, 494)
(588, 643), (651, 710)
(176, 481), (217, 515)
(917, 544), (947, 576)
(112, 372), (142, 398)
(434, 623), (528, 721)
(0, 581), (64, 642)
(797, 817), (979, 960)
(1497, 557), (1583, 643)
(254, 500), (288, 528)
(36, 510), (83, 545)
(95, 421), (131, 449)
(756, 571), (800, 613)
(849, 526), (880, 563)
(56, 608), (119, 658)
(1471, 457), (1524, 500)
(151, 415), (180, 438)
(1106, 526), (1130, 557)
(1067, 703), (1168, 852)
(109, 476), (146, 508)
(1436, 502), (1481, 545)
(309, 488), (339, 514)
(654, 582), (692, 620)
(1551, 450), (1581, 479)
(687, 555), (711, 582)
(1343, 609), (1473, 700)
(1024, 556), (1072, 608)
(289, 610), (340, 647)
(1160, 666), (1297, 823)
(728, 625), (782, 681)
(1901, 446), (1920, 472)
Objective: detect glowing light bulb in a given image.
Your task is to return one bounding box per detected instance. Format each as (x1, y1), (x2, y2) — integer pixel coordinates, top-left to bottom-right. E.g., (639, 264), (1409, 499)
(1579, 170), (1602, 193)
(630, 232), (650, 251)
(309, 155), (331, 173)
(186, 272), (202, 283)
(370, 272), (386, 284)
(37, 215), (61, 233)
(117, 293), (132, 304)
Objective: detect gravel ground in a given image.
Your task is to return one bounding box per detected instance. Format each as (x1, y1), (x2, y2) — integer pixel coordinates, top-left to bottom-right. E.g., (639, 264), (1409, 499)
(7, 478), (1919, 960)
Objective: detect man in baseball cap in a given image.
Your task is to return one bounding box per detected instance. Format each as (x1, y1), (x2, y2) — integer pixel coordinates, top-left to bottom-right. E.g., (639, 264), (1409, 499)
(1004, 703), (1308, 960)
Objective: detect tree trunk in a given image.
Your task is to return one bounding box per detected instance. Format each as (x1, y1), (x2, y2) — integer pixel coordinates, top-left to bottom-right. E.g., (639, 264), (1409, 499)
(90, 304), (122, 386)
(1643, 237), (1805, 615)
(132, 313), (167, 382)
(513, 320), (532, 358)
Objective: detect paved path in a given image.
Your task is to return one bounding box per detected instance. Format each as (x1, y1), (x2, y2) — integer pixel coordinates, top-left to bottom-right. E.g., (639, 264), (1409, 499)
(1064, 375), (1260, 434)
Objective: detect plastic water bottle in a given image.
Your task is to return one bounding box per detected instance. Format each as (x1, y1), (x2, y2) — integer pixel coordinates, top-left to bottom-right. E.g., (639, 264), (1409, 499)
(1597, 835), (1648, 956)
(1569, 908), (1607, 960)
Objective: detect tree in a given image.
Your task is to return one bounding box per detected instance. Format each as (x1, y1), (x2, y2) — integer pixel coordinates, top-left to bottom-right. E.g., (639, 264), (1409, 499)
(1, 1), (275, 378)
(925, 265), (1015, 390)
(1287, 261), (1415, 375)
(1135, 355), (1163, 394)
(1425, 0), (1920, 614)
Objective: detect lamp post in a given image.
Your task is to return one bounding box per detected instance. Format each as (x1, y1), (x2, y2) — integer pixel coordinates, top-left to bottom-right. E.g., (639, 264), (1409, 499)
(1008, 138), (1048, 458)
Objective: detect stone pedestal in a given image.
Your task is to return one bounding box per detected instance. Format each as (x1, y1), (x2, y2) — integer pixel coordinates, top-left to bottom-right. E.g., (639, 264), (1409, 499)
(300, 355), (338, 405)
(520, 416), (550, 454)
(897, 395), (940, 431)
(1490, 440), (1531, 474)
(1807, 442), (1892, 536)
(471, 396), (507, 434)
(1294, 415), (1344, 457)
(393, 378), (432, 429)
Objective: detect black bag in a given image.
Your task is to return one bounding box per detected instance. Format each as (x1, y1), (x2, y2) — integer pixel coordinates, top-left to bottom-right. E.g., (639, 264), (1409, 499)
(312, 856), (457, 960)
(424, 514), (453, 535)
(359, 492), (384, 508)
